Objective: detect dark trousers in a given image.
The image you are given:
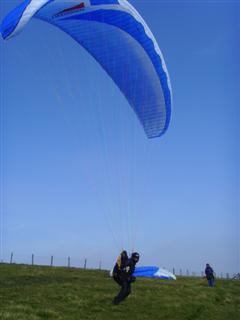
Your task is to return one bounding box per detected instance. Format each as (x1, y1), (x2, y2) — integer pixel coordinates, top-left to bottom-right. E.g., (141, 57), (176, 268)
(207, 277), (215, 287)
(113, 275), (131, 304)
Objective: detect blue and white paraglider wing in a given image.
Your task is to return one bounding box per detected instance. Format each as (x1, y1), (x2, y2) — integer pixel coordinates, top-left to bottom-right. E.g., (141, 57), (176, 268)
(134, 266), (176, 280)
(154, 267), (177, 280)
(1, 0), (172, 138)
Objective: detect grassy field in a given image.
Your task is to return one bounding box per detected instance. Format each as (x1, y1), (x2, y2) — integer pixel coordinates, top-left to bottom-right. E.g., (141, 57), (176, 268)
(0, 264), (239, 320)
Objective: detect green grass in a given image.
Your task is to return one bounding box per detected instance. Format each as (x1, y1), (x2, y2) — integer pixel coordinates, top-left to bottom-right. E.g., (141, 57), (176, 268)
(0, 264), (239, 320)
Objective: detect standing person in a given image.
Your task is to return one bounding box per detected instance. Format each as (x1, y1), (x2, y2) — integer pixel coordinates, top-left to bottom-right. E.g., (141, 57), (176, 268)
(205, 263), (215, 287)
(112, 251), (140, 305)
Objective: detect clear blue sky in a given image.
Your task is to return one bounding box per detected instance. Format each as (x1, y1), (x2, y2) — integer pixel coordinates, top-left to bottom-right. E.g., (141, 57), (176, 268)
(0, 0), (239, 274)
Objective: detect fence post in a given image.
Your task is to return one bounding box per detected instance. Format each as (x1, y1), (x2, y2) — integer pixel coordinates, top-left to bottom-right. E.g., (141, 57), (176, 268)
(50, 256), (53, 267)
(31, 254), (34, 266)
(84, 259), (87, 269)
(186, 269), (189, 276)
(173, 268), (175, 275)
(99, 260), (102, 270)
(10, 252), (13, 264)
(68, 257), (70, 268)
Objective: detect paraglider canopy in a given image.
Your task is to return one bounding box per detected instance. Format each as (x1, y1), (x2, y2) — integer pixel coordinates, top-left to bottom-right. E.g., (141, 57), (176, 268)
(1, 0), (172, 138)
(134, 266), (176, 280)
(110, 266), (176, 280)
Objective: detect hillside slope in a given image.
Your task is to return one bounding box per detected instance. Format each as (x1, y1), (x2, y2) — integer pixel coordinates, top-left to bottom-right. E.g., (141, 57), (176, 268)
(0, 264), (239, 320)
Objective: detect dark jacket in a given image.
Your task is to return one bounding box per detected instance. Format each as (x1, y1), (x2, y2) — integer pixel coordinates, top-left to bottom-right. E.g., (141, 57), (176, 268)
(113, 254), (136, 282)
(205, 265), (214, 280)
